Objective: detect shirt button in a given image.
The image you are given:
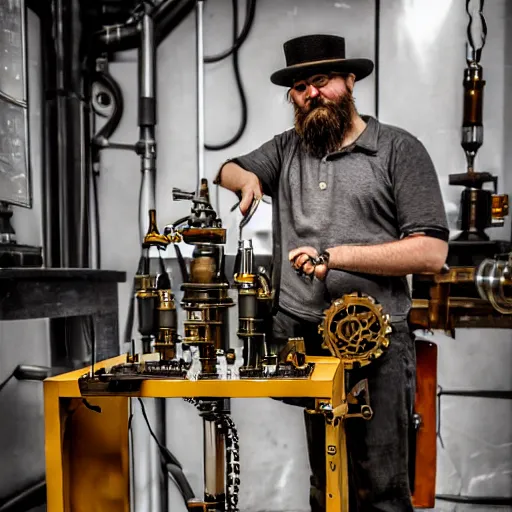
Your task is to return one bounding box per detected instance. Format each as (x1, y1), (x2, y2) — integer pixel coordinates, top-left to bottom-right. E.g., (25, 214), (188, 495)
(319, 181), (327, 190)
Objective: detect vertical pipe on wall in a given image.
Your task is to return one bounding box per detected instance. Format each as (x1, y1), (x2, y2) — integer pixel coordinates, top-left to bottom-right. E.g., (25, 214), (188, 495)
(135, 9), (168, 512)
(138, 11), (157, 241)
(196, 0), (205, 195)
(41, 0), (90, 269)
(39, 0), (91, 366)
(39, 0), (57, 268)
(54, 0), (70, 267)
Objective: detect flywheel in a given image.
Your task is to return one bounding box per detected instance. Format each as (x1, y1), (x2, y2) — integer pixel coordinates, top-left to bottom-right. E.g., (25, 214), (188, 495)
(318, 292), (392, 369)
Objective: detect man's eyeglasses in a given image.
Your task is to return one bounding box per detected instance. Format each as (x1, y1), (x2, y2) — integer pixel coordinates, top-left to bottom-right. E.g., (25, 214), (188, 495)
(291, 73), (343, 93)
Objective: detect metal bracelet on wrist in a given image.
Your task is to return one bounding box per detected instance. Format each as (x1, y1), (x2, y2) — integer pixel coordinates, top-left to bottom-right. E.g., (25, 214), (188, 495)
(293, 251), (329, 280)
(315, 250), (330, 267)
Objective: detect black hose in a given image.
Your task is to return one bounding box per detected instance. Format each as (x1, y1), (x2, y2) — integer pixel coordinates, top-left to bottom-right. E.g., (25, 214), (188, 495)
(165, 463), (196, 502)
(436, 494), (512, 506)
(137, 398), (196, 505)
(92, 170), (101, 268)
(204, 0), (248, 151)
(91, 70), (125, 147)
(173, 244), (189, 283)
(438, 389), (512, 400)
(90, 69), (124, 270)
(91, 0), (196, 54)
(154, 0), (197, 46)
(0, 373), (14, 393)
(203, 0), (256, 63)
(0, 480), (46, 512)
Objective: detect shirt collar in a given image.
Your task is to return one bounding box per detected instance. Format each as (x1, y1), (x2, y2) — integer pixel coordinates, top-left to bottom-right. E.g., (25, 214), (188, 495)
(353, 115), (379, 154)
(323, 115), (379, 160)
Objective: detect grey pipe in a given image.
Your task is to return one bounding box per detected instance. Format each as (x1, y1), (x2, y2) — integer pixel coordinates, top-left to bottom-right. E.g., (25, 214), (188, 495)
(137, 11), (157, 240)
(141, 14), (155, 101)
(196, 0), (205, 195)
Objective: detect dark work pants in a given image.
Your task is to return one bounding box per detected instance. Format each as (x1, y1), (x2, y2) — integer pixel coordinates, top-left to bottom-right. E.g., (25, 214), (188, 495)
(272, 308), (416, 512)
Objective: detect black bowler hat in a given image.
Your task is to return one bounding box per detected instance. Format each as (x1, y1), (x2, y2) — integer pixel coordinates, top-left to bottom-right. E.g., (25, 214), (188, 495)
(270, 34), (374, 87)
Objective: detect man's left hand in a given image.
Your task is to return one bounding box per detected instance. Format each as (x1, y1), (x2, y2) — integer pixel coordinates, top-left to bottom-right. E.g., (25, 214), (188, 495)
(289, 246), (329, 281)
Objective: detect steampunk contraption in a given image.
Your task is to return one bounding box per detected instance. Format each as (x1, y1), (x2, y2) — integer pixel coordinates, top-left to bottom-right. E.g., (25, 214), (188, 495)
(76, 179), (398, 512)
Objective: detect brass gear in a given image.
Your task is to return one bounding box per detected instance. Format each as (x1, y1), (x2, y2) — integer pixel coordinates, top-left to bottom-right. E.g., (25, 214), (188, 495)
(318, 292), (392, 368)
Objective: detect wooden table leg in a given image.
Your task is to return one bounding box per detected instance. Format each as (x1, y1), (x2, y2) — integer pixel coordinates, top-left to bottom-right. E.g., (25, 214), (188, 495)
(44, 381), (69, 512)
(325, 416), (349, 512)
(44, 380), (130, 511)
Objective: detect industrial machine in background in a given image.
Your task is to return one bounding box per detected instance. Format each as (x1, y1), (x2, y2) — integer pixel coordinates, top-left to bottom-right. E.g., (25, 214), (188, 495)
(410, 0), (512, 333)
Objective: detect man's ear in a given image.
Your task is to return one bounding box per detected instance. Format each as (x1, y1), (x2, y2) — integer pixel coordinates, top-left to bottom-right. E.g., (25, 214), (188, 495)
(346, 73), (356, 92)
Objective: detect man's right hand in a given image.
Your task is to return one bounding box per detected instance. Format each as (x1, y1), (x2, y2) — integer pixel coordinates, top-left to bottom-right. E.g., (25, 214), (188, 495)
(239, 177), (263, 216)
(216, 162), (263, 216)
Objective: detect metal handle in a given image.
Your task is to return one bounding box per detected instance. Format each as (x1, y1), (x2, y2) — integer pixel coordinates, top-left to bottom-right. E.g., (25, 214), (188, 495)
(172, 188), (195, 201)
(238, 197), (261, 239)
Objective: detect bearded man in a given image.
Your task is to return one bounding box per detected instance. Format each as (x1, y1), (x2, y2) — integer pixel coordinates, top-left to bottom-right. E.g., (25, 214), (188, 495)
(215, 34), (449, 511)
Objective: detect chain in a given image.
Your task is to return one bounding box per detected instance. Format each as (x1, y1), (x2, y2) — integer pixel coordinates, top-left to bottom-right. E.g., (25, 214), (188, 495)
(219, 414), (240, 512)
(184, 399), (241, 512)
(465, 0), (487, 63)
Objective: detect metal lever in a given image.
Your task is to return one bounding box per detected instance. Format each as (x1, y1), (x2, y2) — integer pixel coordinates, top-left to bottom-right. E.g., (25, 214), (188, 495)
(238, 197), (261, 240)
(172, 188), (195, 201)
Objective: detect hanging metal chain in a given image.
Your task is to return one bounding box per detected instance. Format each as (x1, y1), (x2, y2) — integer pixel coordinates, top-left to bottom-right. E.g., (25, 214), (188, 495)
(218, 413), (240, 512)
(184, 398), (241, 512)
(466, 0), (487, 63)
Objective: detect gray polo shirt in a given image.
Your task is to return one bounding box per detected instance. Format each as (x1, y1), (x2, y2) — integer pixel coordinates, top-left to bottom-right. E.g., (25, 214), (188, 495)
(228, 116), (448, 322)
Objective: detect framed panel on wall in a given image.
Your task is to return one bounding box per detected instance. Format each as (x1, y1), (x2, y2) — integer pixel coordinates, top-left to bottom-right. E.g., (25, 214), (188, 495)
(0, 0), (31, 208)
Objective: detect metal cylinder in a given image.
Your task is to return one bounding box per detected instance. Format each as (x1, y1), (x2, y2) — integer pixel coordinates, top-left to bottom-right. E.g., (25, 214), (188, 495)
(158, 307), (176, 330)
(476, 257), (512, 314)
(203, 418), (225, 508)
(242, 336), (261, 369)
(462, 66), (484, 127)
(139, 134), (157, 242)
(237, 239), (254, 275)
(137, 294), (158, 338)
(457, 187), (492, 238)
(461, 63), (485, 172)
(238, 292), (257, 319)
(140, 14), (155, 101)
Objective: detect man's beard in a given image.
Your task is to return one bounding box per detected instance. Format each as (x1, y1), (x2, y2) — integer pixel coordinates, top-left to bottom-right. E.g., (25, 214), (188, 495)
(294, 92), (356, 158)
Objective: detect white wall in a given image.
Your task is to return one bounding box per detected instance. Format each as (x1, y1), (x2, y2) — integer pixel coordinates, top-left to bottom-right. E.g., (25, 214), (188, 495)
(380, 0), (512, 507)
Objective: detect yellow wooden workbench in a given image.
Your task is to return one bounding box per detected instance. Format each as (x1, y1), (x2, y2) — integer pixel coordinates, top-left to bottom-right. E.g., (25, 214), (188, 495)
(44, 355), (346, 512)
